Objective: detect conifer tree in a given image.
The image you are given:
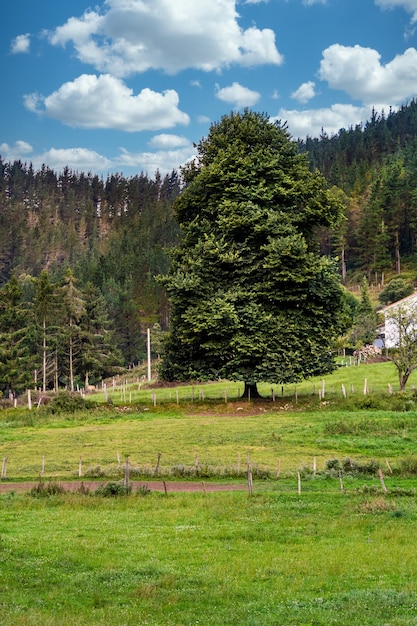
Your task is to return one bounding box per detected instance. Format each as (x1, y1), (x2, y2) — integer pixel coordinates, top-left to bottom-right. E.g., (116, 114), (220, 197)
(161, 110), (348, 396)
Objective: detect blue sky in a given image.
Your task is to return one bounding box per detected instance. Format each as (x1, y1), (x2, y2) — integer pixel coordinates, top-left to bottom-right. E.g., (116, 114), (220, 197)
(2, 0), (417, 178)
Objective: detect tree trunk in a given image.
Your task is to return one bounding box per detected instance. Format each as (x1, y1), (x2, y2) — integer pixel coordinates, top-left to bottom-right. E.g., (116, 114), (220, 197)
(241, 382), (263, 399)
(42, 317), (47, 393)
(69, 324), (74, 392)
(395, 230), (401, 275)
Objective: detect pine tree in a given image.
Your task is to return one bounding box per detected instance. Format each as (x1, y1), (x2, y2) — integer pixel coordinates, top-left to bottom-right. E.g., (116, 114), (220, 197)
(161, 110), (348, 396)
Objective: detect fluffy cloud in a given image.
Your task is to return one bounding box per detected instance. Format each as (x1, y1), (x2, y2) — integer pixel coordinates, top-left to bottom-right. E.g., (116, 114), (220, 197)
(24, 74), (189, 131)
(0, 140), (33, 160)
(10, 34), (30, 54)
(319, 44), (417, 104)
(216, 82), (261, 108)
(275, 104), (375, 139)
(291, 81), (316, 104)
(37, 148), (112, 171)
(0, 139), (196, 177)
(115, 144), (197, 175)
(0, 142), (112, 173)
(148, 134), (191, 149)
(375, 0), (417, 22)
(48, 0), (283, 77)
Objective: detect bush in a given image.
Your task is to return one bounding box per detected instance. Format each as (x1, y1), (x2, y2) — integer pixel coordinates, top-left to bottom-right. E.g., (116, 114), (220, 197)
(398, 456), (417, 475)
(379, 278), (413, 305)
(45, 392), (96, 414)
(84, 465), (106, 478)
(95, 481), (132, 497)
(29, 480), (66, 497)
(325, 457), (380, 476)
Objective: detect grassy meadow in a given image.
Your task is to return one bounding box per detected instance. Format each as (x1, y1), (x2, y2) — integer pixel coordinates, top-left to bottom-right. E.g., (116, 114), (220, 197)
(2, 360), (417, 625)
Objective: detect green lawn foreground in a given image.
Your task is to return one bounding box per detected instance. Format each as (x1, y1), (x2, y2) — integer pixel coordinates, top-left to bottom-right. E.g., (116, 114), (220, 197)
(1, 487), (417, 626)
(2, 361), (417, 625)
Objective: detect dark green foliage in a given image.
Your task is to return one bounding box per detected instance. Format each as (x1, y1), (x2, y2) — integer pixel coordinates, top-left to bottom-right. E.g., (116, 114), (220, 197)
(0, 276), (35, 394)
(0, 164), (180, 367)
(95, 481), (132, 497)
(379, 278), (413, 305)
(161, 110), (348, 388)
(300, 100), (417, 276)
(29, 481), (66, 497)
(325, 457), (380, 475)
(349, 277), (378, 346)
(45, 392), (96, 414)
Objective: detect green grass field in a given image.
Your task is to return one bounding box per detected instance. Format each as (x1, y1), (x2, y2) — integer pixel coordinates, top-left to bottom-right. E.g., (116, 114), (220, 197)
(2, 361), (417, 625)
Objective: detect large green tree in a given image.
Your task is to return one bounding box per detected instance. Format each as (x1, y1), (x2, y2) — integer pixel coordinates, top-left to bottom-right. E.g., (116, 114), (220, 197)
(0, 276), (34, 396)
(160, 110), (348, 396)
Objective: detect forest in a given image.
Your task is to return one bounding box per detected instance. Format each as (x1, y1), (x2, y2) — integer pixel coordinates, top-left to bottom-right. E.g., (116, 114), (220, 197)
(2, 99), (417, 394)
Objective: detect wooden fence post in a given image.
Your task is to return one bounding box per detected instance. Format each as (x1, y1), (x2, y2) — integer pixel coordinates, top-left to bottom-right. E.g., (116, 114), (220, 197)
(155, 452), (162, 476)
(1, 456), (8, 479)
(378, 468), (388, 493)
(124, 456), (130, 489)
(247, 453), (253, 496)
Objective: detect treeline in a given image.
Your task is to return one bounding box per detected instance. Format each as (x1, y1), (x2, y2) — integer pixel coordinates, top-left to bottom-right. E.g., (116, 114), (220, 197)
(299, 99), (417, 279)
(0, 162), (181, 374)
(2, 100), (417, 389)
(0, 270), (124, 396)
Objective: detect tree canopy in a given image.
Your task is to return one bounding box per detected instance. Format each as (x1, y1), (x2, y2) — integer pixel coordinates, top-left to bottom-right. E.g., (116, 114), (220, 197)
(160, 110), (348, 394)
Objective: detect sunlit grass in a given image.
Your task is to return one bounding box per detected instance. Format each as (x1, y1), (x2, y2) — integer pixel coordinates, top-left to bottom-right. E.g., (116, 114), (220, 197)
(1, 489), (417, 625)
(2, 405), (417, 480)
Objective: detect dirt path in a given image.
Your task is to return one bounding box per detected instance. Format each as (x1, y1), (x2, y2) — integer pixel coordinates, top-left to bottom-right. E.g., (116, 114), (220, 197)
(0, 480), (246, 494)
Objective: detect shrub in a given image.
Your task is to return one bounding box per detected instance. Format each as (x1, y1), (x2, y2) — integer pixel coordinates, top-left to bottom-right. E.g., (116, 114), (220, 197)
(84, 465), (106, 478)
(398, 456), (417, 475)
(29, 480), (66, 497)
(325, 457), (380, 476)
(45, 392), (96, 414)
(95, 481), (132, 497)
(136, 484), (152, 496)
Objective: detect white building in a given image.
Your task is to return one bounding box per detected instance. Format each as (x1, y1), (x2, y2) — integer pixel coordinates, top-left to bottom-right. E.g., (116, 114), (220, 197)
(381, 292), (417, 348)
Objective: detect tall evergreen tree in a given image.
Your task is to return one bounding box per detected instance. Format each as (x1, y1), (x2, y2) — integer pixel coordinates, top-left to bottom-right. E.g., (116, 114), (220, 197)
(161, 110), (348, 396)
(0, 276), (34, 395)
(61, 269), (86, 391)
(33, 270), (60, 391)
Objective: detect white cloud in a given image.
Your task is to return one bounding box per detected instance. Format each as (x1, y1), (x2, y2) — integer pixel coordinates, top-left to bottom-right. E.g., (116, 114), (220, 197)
(38, 148), (112, 171)
(291, 81), (316, 103)
(10, 34), (30, 54)
(216, 82), (261, 108)
(0, 142), (112, 173)
(148, 134), (192, 149)
(319, 44), (417, 104)
(24, 74), (189, 131)
(0, 139), (195, 177)
(375, 0), (417, 22)
(48, 0), (283, 77)
(303, 0), (328, 4)
(115, 145), (197, 175)
(0, 140), (33, 160)
(275, 104), (376, 139)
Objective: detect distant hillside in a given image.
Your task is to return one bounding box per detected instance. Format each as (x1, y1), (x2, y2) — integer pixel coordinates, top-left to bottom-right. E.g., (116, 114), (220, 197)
(298, 99), (417, 281)
(0, 162), (181, 362)
(2, 101), (417, 365)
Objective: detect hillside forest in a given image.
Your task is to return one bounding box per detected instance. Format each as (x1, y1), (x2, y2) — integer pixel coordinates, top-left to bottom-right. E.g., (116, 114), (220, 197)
(2, 100), (417, 394)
